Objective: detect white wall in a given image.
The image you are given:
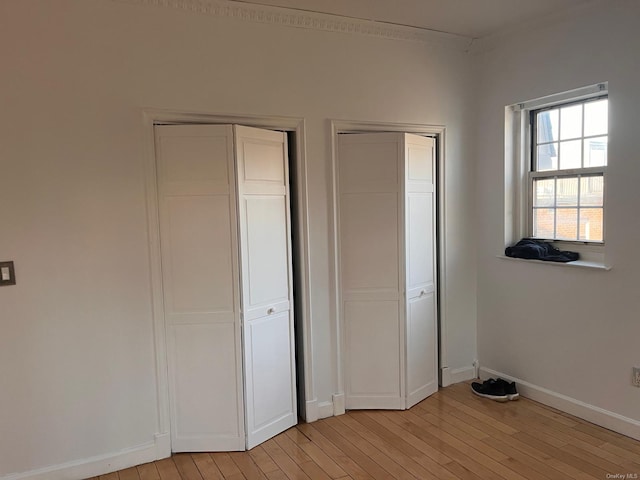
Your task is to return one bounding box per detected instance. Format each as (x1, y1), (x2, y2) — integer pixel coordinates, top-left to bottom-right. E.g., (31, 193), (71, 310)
(475, 0), (640, 428)
(0, 0), (477, 476)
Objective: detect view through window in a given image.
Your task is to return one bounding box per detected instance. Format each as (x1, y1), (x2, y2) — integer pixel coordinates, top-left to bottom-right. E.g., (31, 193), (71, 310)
(531, 96), (608, 242)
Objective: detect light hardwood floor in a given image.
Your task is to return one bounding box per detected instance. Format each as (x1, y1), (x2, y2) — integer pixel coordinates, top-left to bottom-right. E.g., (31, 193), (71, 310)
(90, 382), (640, 480)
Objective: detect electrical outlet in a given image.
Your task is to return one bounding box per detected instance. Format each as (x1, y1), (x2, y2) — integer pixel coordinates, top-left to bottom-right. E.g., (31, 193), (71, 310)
(633, 367), (640, 388)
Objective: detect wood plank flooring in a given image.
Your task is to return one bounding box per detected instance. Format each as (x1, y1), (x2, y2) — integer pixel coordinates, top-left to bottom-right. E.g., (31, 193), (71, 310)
(89, 383), (640, 480)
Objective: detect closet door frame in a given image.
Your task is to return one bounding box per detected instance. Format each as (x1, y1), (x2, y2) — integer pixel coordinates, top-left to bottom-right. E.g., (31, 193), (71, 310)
(143, 110), (315, 459)
(330, 120), (446, 415)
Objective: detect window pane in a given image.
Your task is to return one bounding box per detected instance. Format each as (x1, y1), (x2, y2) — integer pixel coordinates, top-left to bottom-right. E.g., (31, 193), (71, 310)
(584, 99), (608, 137)
(537, 109), (559, 144)
(559, 140), (582, 169)
(579, 208), (603, 242)
(537, 143), (558, 171)
(531, 95), (607, 243)
(584, 136), (608, 167)
(533, 208), (555, 239)
(556, 177), (578, 206)
(556, 208), (578, 240)
(533, 178), (555, 207)
(560, 104), (583, 140)
(580, 176), (604, 206)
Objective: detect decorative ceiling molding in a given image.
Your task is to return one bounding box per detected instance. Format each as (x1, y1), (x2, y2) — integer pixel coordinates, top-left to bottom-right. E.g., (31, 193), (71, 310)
(111, 0), (473, 51)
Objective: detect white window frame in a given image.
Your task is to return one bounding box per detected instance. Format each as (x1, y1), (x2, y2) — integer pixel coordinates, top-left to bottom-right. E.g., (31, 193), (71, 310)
(506, 82), (608, 265)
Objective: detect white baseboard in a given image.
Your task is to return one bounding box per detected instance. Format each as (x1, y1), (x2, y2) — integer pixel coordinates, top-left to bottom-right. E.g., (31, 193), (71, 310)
(154, 432), (171, 460)
(1, 433), (171, 480)
(332, 393), (345, 416)
(304, 399), (319, 423)
(440, 365), (476, 387)
(480, 367), (640, 441)
(318, 400), (335, 419)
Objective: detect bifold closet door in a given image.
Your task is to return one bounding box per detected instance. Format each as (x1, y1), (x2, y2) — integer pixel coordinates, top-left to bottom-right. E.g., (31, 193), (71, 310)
(337, 132), (438, 411)
(155, 124), (296, 452)
(404, 135), (438, 408)
(235, 125), (297, 449)
(338, 133), (404, 410)
(155, 125), (245, 451)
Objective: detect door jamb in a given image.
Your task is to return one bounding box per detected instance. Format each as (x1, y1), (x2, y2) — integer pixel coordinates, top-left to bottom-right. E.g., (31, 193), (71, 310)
(329, 120), (447, 413)
(142, 109), (317, 458)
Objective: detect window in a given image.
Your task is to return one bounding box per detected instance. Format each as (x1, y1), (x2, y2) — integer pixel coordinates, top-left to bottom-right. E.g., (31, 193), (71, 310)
(530, 95), (608, 243)
(504, 83), (610, 266)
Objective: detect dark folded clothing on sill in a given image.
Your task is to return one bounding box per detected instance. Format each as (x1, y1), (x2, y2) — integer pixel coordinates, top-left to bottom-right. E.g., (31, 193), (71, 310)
(505, 238), (579, 263)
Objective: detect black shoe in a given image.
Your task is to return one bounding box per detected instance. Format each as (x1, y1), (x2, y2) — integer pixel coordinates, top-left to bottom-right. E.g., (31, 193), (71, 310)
(470, 379), (508, 402)
(495, 378), (519, 400)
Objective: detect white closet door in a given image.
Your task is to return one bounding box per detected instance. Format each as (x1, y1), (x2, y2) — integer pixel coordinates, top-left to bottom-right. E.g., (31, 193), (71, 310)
(338, 132), (438, 411)
(405, 135), (438, 408)
(155, 125), (245, 452)
(235, 125), (297, 449)
(338, 133), (405, 410)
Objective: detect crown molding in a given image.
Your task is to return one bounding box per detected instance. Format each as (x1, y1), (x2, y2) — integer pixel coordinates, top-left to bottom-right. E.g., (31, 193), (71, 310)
(111, 0), (473, 52)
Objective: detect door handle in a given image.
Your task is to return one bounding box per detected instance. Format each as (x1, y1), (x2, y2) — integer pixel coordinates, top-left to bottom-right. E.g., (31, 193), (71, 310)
(267, 307), (275, 315)
(419, 289), (426, 297)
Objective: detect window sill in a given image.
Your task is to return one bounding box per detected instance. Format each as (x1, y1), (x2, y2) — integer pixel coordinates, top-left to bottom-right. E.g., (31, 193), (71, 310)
(497, 255), (611, 271)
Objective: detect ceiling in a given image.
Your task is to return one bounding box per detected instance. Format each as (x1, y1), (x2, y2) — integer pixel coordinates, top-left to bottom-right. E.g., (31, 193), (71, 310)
(232, 0), (594, 38)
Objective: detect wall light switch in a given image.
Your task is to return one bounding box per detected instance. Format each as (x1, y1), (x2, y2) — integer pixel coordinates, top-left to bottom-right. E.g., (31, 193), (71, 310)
(0, 261), (16, 286)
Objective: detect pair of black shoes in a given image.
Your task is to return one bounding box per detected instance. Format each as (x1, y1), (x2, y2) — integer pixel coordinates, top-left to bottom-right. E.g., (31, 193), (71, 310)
(471, 378), (519, 402)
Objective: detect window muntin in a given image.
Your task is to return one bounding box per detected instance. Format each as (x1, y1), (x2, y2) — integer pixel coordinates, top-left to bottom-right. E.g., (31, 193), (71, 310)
(530, 96), (607, 243)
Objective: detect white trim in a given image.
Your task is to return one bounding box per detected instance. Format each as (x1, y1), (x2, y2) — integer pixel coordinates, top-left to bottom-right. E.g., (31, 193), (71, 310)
(315, 393), (345, 419)
(530, 166), (606, 179)
(304, 399), (319, 423)
(142, 108), (316, 446)
(480, 368), (640, 442)
(329, 121), (344, 405)
(345, 397), (406, 411)
(142, 110), (171, 440)
(497, 255), (611, 270)
(504, 106), (527, 248)
(1, 434), (170, 480)
(329, 120), (447, 404)
(111, 0), (472, 51)
(154, 432), (171, 460)
(439, 365), (476, 387)
(332, 393), (346, 416)
(512, 82), (607, 112)
(436, 129), (448, 378)
(317, 400), (335, 419)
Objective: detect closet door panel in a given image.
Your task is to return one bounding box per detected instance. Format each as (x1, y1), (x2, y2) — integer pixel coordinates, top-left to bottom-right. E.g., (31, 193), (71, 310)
(155, 125), (245, 452)
(235, 125), (297, 450)
(340, 193), (399, 292)
(344, 300), (403, 409)
(406, 292), (437, 408)
(338, 133), (404, 409)
(242, 195), (289, 316)
(407, 141), (433, 183)
(406, 194), (434, 295)
(159, 134), (231, 194)
(339, 142), (398, 193)
(169, 323), (243, 450)
(244, 311), (295, 431)
(243, 141), (285, 184)
(404, 134), (438, 408)
(164, 195), (234, 315)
